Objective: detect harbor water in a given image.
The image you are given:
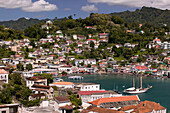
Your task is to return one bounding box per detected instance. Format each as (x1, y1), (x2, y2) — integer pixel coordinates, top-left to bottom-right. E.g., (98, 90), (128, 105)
(63, 74), (170, 112)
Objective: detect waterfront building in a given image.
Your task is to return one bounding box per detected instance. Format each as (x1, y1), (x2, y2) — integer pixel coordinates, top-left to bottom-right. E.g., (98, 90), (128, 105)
(75, 83), (100, 91)
(132, 65), (149, 73)
(120, 101), (166, 113)
(88, 95), (140, 110)
(81, 106), (124, 113)
(78, 90), (122, 102)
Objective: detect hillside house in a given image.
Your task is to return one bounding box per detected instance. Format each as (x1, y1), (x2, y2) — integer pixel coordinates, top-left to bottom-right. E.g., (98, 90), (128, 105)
(30, 84), (54, 99)
(0, 69), (8, 83)
(54, 96), (73, 113)
(26, 76), (47, 88)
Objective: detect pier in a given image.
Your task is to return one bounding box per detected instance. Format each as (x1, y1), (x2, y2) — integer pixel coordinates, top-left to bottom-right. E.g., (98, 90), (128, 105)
(68, 76), (83, 80)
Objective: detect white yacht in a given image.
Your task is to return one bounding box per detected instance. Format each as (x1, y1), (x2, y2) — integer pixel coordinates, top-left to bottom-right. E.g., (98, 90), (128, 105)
(123, 75), (152, 94)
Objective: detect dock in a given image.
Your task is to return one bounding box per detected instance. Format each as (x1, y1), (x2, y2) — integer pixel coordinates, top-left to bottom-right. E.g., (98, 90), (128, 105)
(68, 76), (83, 80)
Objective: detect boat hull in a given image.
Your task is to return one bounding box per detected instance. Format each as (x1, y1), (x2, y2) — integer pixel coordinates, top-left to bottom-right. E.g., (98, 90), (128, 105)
(123, 88), (150, 94)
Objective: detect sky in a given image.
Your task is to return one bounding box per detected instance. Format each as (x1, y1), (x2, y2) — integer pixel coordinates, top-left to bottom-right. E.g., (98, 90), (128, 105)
(0, 0), (169, 21)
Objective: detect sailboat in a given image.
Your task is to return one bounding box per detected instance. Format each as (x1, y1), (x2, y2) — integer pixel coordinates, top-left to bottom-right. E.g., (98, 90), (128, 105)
(123, 75), (152, 94)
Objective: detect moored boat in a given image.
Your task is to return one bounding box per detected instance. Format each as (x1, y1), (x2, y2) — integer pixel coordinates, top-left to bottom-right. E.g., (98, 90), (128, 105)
(123, 75), (152, 94)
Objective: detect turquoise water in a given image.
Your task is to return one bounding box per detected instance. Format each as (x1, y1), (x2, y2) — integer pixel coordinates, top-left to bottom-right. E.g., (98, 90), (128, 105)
(63, 74), (170, 112)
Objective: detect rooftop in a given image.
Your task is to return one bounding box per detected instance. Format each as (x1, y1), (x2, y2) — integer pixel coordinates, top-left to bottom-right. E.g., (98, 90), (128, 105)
(30, 93), (46, 98)
(32, 84), (51, 89)
(78, 90), (108, 95)
(0, 69), (8, 74)
(27, 76), (46, 81)
(89, 95), (139, 106)
(52, 81), (74, 85)
(132, 101), (166, 113)
(82, 106), (124, 113)
(55, 96), (70, 102)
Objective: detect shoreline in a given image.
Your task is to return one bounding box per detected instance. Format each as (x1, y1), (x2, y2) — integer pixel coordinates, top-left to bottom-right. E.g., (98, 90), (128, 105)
(58, 72), (168, 80)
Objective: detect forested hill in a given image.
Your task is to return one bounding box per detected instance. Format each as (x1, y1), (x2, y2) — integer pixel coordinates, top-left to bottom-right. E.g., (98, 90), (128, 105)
(110, 7), (170, 26)
(0, 18), (44, 31)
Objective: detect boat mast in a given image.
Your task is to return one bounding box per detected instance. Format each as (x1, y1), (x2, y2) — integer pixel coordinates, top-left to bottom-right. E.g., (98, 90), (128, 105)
(133, 75), (135, 88)
(140, 75), (143, 89)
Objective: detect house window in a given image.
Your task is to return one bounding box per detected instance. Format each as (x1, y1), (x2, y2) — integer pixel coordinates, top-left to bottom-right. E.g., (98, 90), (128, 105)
(96, 86), (98, 88)
(2, 111), (6, 113)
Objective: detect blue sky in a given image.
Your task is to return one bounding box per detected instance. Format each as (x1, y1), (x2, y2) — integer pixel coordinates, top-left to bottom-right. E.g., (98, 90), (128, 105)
(0, 0), (169, 21)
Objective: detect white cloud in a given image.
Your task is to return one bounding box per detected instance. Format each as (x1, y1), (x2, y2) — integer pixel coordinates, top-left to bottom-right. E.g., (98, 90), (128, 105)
(81, 4), (98, 12)
(22, 0), (58, 12)
(64, 8), (71, 11)
(0, 0), (32, 8)
(0, 0), (58, 12)
(88, 0), (170, 10)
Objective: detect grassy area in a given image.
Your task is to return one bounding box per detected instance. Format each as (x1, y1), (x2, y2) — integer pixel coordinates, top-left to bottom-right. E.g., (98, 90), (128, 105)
(135, 50), (148, 55)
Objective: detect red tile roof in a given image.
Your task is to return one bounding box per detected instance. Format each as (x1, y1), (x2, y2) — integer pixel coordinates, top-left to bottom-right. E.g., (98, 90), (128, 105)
(78, 90), (107, 95)
(32, 84), (51, 89)
(89, 95), (139, 106)
(82, 106), (124, 113)
(60, 105), (73, 110)
(132, 101), (166, 113)
(153, 39), (161, 41)
(53, 82), (74, 85)
(55, 96), (70, 102)
(27, 76), (46, 81)
(0, 69), (8, 74)
(135, 66), (148, 70)
(30, 93), (46, 98)
(87, 39), (96, 41)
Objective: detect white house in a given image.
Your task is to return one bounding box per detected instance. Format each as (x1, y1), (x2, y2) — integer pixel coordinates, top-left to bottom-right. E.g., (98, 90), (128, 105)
(26, 76), (47, 88)
(0, 103), (19, 113)
(54, 96), (73, 113)
(153, 38), (161, 44)
(161, 42), (170, 49)
(124, 43), (132, 48)
(57, 67), (72, 74)
(73, 34), (77, 40)
(115, 44), (122, 48)
(84, 59), (96, 65)
(0, 69), (8, 83)
(22, 71), (34, 78)
(99, 33), (109, 38)
(75, 83), (100, 91)
(78, 90), (122, 102)
(86, 39), (96, 45)
(30, 84), (54, 99)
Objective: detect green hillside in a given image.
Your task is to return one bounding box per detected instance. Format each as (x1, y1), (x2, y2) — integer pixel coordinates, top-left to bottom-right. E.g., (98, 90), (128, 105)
(0, 18), (43, 31)
(110, 7), (170, 26)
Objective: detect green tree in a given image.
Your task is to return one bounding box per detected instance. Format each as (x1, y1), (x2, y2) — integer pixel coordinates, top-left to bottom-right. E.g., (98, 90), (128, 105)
(17, 62), (24, 71)
(36, 73), (53, 85)
(26, 63), (33, 71)
(10, 73), (22, 85)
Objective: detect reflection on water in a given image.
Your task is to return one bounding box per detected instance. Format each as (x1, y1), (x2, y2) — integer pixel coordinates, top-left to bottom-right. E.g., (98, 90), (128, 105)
(63, 74), (170, 111)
